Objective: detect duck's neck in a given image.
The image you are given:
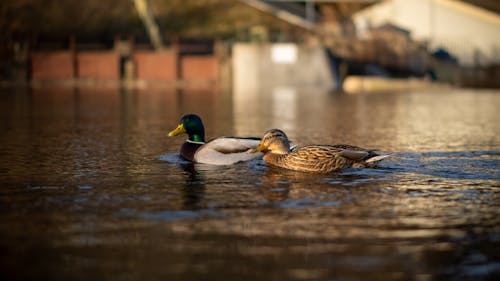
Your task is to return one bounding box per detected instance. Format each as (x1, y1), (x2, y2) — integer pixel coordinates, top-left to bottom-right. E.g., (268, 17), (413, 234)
(188, 133), (205, 143)
(263, 152), (287, 167)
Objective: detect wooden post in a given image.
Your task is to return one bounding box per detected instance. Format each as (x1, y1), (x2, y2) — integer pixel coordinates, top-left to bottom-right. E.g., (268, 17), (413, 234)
(132, 0), (164, 50)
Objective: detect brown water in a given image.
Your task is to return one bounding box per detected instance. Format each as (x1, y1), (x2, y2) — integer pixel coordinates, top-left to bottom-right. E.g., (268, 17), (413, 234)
(0, 86), (499, 281)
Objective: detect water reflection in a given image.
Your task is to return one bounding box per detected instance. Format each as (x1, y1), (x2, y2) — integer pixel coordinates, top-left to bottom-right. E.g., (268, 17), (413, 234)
(180, 163), (206, 210)
(233, 85), (336, 139)
(1, 86), (499, 281)
(271, 87), (297, 132)
(236, 88), (500, 153)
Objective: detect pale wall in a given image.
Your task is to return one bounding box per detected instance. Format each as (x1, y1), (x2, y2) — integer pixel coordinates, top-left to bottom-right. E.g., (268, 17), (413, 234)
(232, 43), (336, 92)
(354, 0), (500, 66)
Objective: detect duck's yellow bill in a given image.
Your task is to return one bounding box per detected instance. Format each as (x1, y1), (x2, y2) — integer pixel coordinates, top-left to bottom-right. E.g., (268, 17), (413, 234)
(168, 124), (186, 137)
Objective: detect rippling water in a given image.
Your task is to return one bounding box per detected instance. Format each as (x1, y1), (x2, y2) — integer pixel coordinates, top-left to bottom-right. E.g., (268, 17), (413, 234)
(0, 86), (499, 281)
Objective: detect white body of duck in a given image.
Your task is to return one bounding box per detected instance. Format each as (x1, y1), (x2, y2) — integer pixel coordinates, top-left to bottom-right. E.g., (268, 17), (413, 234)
(169, 114), (263, 165)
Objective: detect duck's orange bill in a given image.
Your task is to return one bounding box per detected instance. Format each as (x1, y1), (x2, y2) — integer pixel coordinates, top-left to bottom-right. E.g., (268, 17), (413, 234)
(248, 142), (266, 153)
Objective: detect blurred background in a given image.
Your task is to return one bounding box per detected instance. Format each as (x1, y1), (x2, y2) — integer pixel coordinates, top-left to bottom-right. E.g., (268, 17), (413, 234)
(1, 2), (500, 281)
(1, 0), (499, 90)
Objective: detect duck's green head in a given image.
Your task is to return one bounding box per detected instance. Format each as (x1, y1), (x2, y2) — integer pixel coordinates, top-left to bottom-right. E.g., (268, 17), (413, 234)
(168, 114), (206, 142)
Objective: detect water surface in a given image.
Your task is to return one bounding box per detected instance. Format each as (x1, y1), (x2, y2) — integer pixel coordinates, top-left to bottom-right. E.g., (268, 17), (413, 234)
(0, 86), (499, 281)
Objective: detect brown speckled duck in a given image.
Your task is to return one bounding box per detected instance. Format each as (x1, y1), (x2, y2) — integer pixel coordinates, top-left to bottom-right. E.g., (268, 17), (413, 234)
(168, 114), (263, 165)
(249, 129), (390, 173)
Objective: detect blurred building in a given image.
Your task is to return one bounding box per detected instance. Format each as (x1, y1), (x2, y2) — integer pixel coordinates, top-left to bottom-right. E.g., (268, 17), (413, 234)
(1, 0), (499, 87)
(353, 0), (500, 67)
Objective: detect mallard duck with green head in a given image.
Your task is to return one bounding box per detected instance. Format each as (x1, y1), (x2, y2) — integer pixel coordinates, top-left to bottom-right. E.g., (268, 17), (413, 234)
(249, 129), (390, 173)
(168, 114), (263, 165)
